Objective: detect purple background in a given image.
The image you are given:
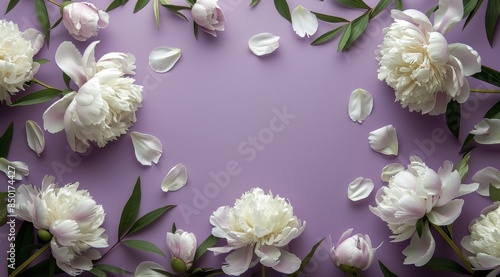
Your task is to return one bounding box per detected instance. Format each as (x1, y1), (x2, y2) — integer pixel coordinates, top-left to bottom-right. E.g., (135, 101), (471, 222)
(1, 0), (500, 276)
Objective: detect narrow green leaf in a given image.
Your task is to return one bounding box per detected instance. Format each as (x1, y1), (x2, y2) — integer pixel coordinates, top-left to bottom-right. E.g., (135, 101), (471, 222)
(122, 239), (166, 257)
(106, 0), (128, 12)
(193, 22), (199, 39)
(34, 59), (50, 65)
(456, 150), (472, 181)
(490, 183), (500, 202)
(274, 0), (291, 23)
(151, 268), (178, 277)
(288, 238), (325, 277)
(11, 88), (63, 107)
(154, 0), (161, 29)
(311, 12), (348, 23)
(379, 260), (398, 277)
(311, 26), (345, 45)
(338, 23), (352, 51)
(425, 5), (438, 18)
(194, 235), (219, 262)
(162, 4), (190, 21)
(94, 264), (132, 275)
(394, 0), (403, 10)
(416, 219), (423, 238)
(344, 12), (370, 50)
(11, 221), (35, 274)
(48, 255), (56, 277)
(460, 133), (476, 152)
(446, 100), (461, 139)
(336, 0), (370, 9)
(485, 0), (500, 46)
(35, 0), (51, 47)
(0, 122), (14, 158)
(425, 257), (470, 274)
(463, 0), (480, 18)
(185, 0), (195, 6)
(464, 0), (484, 29)
(63, 72), (72, 90)
(0, 192), (7, 226)
(250, 0), (260, 7)
(134, 0), (151, 12)
(172, 222), (177, 233)
(371, 0), (392, 18)
(118, 177), (141, 238)
(89, 268), (107, 277)
(128, 205), (176, 235)
(446, 224), (454, 241)
(17, 258), (64, 277)
(50, 17), (62, 30)
(5, 0), (21, 14)
(189, 268), (224, 277)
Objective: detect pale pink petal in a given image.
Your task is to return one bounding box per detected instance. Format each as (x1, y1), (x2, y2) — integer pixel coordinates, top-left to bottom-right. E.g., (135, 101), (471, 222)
(26, 120), (45, 156)
(50, 219), (81, 246)
(134, 261), (167, 277)
(395, 195), (426, 224)
(471, 119), (500, 144)
(72, 78), (106, 125)
(436, 170), (461, 206)
(449, 43), (481, 76)
(347, 177), (374, 201)
(130, 132), (163, 166)
(427, 32), (449, 65)
(148, 47), (181, 73)
(55, 41), (87, 87)
(248, 33), (280, 56)
(457, 183), (479, 197)
(22, 28), (44, 55)
(427, 199), (464, 225)
(381, 163), (405, 182)
(161, 163), (187, 192)
(81, 41), (99, 78)
(255, 244), (281, 267)
(368, 125), (398, 155)
(348, 88), (373, 123)
(473, 167), (500, 196)
(402, 224), (435, 266)
(291, 5), (318, 38)
(433, 0), (463, 34)
(0, 158), (29, 180)
(43, 92), (76, 133)
(221, 244), (254, 275)
(272, 250), (301, 274)
(477, 253), (500, 269)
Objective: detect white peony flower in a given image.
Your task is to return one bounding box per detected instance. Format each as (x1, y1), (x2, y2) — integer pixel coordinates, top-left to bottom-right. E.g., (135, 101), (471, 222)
(461, 203), (500, 277)
(167, 229), (197, 273)
(62, 2), (109, 42)
(330, 229), (380, 273)
(0, 19), (44, 105)
(209, 187), (305, 276)
(43, 41), (143, 153)
(376, 0), (481, 115)
(15, 175), (108, 276)
(370, 156), (478, 266)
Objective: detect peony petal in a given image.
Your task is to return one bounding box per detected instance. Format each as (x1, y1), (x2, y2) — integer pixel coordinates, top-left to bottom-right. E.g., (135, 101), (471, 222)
(248, 33), (280, 56)
(55, 41), (87, 87)
(50, 219), (81, 246)
(81, 41), (99, 78)
(348, 88), (373, 123)
(347, 177), (374, 201)
(43, 92), (76, 133)
(134, 261), (167, 277)
(449, 43), (481, 76)
(433, 0), (463, 34)
(130, 132), (163, 166)
(427, 32), (449, 65)
(22, 28), (45, 55)
(272, 249), (301, 274)
(255, 244), (281, 267)
(26, 120), (45, 156)
(427, 199), (464, 225)
(222, 244), (254, 275)
(471, 118), (500, 144)
(368, 125), (399, 155)
(381, 163), (405, 182)
(402, 223), (435, 266)
(472, 167), (500, 196)
(161, 163), (188, 192)
(148, 47), (181, 73)
(0, 158), (29, 180)
(291, 5), (318, 38)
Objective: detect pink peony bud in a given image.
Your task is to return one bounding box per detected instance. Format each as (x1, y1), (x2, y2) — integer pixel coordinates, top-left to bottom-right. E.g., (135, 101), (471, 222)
(191, 0), (225, 37)
(166, 229), (197, 273)
(62, 2), (109, 41)
(330, 229), (380, 274)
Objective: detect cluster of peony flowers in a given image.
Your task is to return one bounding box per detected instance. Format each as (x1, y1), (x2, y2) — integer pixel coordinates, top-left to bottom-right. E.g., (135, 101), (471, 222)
(370, 156), (478, 266)
(376, 0), (481, 115)
(191, 0), (225, 37)
(43, 41), (143, 153)
(15, 176), (108, 276)
(61, 1), (109, 41)
(209, 187), (305, 276)
(0, 19), (44, 105)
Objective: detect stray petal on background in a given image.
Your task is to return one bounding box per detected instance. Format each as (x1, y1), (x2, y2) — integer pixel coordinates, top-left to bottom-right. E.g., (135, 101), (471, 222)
(0, 158), (29, 180)
(162, 163), (188, 192)
(248, 33), (280, 56)
(148, 47), (182, 73)
(381, 163), (405, 182)
(470, 118), (500, 145)
(348, 177), (374, 201)
(472, 167), (500, 196)
(368, 125), (399, 156)
(348, 88), (373, 123)
(26, 120), (45, 156)
(131, 132), (163, 166)
(291, 5), (318, 38)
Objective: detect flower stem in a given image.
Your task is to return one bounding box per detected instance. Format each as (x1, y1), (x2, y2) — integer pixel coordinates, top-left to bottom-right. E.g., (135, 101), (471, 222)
(31, 78), (57, 90)
(46, 0), (61, 7)
(9, 243), (50, 277)
(470, 88), (500, 93)
(431, 223), (473, 274)
(262, 264), (265, 277)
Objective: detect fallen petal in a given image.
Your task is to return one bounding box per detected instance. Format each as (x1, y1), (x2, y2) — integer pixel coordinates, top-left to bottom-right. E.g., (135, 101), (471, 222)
(348, 88), (373, 123)
(368, 125), (398, 156)
(0, 158), (29, 180)
(148, 47), (181, 73)
(472, 167), (500, 196)
(470, 118), (500, 145)
(348, 177), (374, 201)
(161, 163), (188, 192)
(381, 163), (405, 182)
(248, 33), (280, 56)
(291, 5), (318, 38)
(130, 132), (163, 166)
(26, 120), (45, 156)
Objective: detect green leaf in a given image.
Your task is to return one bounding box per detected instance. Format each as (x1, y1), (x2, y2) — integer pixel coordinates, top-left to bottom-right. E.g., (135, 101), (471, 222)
(416, 219), (423, 238)
(63, 72), (72, 90)
(50, 17), (62, 30)
(485, 0), (500, 46)
(5, 0), (21, 14)
(134, 0), (151, 12)
(379, 260), (398, 277)
(274, 0), (291, 23)
(336, 0), (370, 9)
(425, 5), (438, 18)
(128, 205), (176, 235)
(122, 239), (166, 257)
(35, 0), (51, 47)
(337, 23), (352, 51)
(194, 22), (199, 39)
(171, 222), (177, 233)
(106, 0), (129, 12)
(185, 0), (195, 6)
(446, 100), (461, 139)
(311, 26), (345, 45)
(34, 59), (50, 65)
(0, 122), (14, 158)
(151, 268), (178, 277)
(162, 4), (190, 21)
(311, 12), (348, 23)
(189, 268), (224, 277)
(456, 150), (472, 181)
(460, 133), (476, 152)
(11, 221), (35, 274)
(371, 0), (392, 18)
(48, 255), (56, 277)
(89, 267), (107, 277)
(394, 0), (403, 10)
(425, 257), (470, 275)
(464, 0), (484, 29)
(0, 192), (7, 226)
(344, 12), (370, 50)
(11, 88), (63, 107)
(490, 183), (500, 202)
(118, 177), (141, 238)
(464, 0), (480, 18)
(94, 264), (132, 275)
(18, 258), (64, 277)
(288, 238), (325, 277)
(154, 0), (161, 29)
(250, 0), (260, 7)
(194, 235), (219, 262)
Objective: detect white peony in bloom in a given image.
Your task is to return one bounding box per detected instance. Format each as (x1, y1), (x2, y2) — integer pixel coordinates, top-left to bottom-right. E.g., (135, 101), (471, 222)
(15, 176), (108, 276)
(167, 229), (197, 273)
(209, 187), (305, 276)
(43, 41), (143, 153)
(370, 156), (478, 266)
(0, 19), (44, 105)
(461, 203), (500, 277)
(377, 0), (481, 115)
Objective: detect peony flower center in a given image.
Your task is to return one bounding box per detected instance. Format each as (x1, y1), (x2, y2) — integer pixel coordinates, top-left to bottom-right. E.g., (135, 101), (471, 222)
(469, 207), (500, 258)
